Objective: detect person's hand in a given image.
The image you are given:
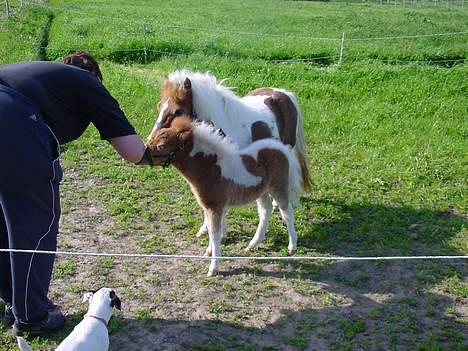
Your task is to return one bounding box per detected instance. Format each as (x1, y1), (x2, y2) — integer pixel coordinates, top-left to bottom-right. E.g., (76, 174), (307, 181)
(135, 146), (153, 166)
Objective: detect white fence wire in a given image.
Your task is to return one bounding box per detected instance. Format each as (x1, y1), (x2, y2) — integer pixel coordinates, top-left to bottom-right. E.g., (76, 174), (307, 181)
(0, 249), (467, 262)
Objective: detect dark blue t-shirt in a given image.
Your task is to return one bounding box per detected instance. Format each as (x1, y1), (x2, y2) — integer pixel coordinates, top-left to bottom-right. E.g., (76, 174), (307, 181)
(0, 61), (136, 144)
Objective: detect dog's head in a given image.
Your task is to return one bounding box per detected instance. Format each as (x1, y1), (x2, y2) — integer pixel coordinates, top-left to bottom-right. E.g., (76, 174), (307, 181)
(83, 288), (121, 311)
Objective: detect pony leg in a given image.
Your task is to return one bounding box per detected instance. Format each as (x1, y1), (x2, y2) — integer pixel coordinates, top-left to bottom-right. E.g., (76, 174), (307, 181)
(196, 211), (209, 238)
(271, 199), (278, 211)
(247, 194), (273, 251)
(204, 240), (212, 257)
(221, 216), (228, 241)
(278, 203), (298, 254)
(206, 209), (224, 276)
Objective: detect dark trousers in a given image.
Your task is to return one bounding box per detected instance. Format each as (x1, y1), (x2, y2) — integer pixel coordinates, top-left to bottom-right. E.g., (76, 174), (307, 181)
(0, 84), (62, 323)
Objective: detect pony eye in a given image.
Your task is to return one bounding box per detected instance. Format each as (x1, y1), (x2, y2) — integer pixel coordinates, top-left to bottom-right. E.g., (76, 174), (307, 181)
(157, 143), (166, 150)
(174, 109), (184, 117)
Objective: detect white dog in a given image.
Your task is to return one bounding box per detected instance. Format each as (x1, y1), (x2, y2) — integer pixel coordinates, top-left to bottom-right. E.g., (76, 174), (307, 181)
(17, 287), (121, 351)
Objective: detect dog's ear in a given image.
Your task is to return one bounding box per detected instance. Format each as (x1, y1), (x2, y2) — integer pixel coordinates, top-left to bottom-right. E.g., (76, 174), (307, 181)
(183, 77), (191, 91)
(82, 292), (94, 304)
(110, 290), (121, 311)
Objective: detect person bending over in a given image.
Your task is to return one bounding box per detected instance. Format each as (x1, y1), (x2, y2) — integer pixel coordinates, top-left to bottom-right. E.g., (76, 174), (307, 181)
(0, 51), (151, 336)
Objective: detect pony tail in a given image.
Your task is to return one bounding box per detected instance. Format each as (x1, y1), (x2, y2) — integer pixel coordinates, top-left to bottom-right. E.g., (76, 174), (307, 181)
(287, 145), (302, 205)
(286, 93), (312, 193)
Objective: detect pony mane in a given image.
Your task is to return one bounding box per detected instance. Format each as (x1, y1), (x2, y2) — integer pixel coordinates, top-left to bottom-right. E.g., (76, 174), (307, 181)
(191, 120), (239, 158)
(167, 70), (237, 101)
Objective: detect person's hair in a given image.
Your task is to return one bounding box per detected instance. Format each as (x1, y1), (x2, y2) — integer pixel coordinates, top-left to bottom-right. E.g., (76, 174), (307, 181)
(62, 51), (103, 82)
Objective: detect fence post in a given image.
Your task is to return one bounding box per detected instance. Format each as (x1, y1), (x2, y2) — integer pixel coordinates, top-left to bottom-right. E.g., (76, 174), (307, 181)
(339, 32), (345, 65)
(5, 0), (10, 17)
(143, 22), (148, 64)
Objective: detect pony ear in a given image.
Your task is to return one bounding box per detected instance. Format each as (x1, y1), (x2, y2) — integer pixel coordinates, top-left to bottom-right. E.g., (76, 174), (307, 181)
(183, 77), (191, 91)
(177, 129), (192, 145)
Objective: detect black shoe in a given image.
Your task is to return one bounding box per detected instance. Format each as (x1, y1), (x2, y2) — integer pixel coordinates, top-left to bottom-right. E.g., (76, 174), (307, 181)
(12, 308), (65, 337)
(2, 304), (14, 328)
(2, 299), (58, 329)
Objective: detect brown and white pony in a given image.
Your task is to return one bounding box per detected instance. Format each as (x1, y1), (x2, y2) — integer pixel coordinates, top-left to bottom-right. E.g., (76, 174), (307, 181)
(146, 116), (301, 276)
(148, 70), (311, 237)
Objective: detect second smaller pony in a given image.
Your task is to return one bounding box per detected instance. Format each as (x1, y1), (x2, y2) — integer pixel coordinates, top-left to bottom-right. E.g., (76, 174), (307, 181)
(146, 115), (301, 276)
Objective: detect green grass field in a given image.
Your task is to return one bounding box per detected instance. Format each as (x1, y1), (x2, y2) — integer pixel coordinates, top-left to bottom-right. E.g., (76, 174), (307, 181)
(0, 1), (467, 350)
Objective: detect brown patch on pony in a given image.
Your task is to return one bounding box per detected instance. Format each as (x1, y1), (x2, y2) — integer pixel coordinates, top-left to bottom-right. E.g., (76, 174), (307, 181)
(242, 149), (290, 206)
(162, 78), (192, 104)
(247, 88), (297, 147)
(251, 121), (273, 141)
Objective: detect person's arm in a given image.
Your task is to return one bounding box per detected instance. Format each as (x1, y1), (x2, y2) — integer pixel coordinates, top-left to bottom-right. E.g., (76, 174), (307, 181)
(109, 134), (149, 164)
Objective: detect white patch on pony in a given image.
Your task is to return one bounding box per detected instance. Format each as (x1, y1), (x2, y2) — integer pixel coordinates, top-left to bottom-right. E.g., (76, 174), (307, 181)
(148, 100), (168, 141)
(156, 100), (169, 126)
(190, 122), (261, 187)
(240, 94), (279, 137)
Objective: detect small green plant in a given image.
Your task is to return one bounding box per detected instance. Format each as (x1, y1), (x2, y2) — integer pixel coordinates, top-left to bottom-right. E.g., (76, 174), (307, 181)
(53, 260), (77, 279)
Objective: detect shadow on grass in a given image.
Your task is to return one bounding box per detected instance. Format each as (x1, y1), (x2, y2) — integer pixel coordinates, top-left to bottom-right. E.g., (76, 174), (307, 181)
(263, 199), (467, 257)
(356, 54), (466, 68)
(55, 40), (339, 66)
(204, 200), (466, 349)
(77, 282), (466, 350)
(2, 260), (465, 351)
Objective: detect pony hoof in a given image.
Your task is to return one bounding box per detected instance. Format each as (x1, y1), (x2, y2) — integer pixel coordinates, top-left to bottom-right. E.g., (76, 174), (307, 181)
(288, 249), (296, 255)
(207, 269), (218, 277)
(196, 230), (206, 238)
(196, 230), (207, 238)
